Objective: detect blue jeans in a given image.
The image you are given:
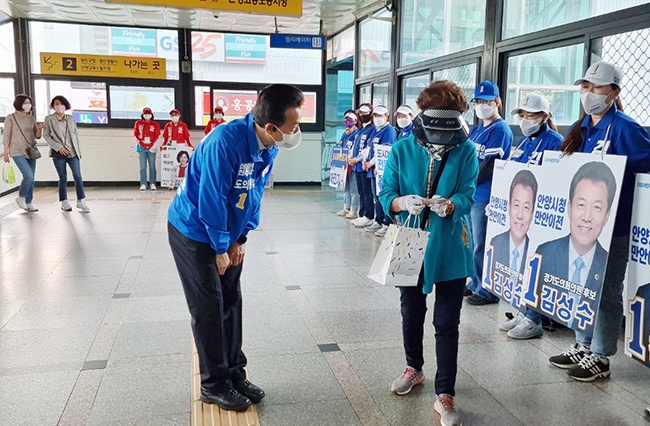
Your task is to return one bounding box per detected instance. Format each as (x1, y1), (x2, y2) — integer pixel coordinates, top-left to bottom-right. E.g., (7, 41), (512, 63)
(12, 155), (36, 203)
(138, 151), (157, 186)
(400, 271), (466, 396)
(575, 236), (628, 357)
(343, 172), (359, 212)
(468, 201), (499, 301)
(53, 156), (85, 201)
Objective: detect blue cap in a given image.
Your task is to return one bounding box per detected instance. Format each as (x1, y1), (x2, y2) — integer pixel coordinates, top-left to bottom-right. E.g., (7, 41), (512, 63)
(473, 80), (500, 101)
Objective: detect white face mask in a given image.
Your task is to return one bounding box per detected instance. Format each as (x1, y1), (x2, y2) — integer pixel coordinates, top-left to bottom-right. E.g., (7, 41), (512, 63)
(143, 114), (152, 120)
(215, 113), (223, 120)
(520, 118), (542, 137)
(580, 92), (611, 115)
(373, 117), (387, 127)
(475, 104), (496, 120)
(54, 105), (66, 114)
(171, 116), (180, 123)
(22, 103), (32, 113)
(397, 117), (412, 129)
(272, 127), (302, 150)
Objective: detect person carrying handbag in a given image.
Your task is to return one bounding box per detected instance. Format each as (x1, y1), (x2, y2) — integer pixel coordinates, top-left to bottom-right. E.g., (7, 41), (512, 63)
(42, 95), (90, 212)
(2, 94), (43, 212)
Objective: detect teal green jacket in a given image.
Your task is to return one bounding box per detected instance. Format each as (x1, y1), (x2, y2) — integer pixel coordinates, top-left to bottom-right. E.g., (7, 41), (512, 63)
(379, 135), (478, 294)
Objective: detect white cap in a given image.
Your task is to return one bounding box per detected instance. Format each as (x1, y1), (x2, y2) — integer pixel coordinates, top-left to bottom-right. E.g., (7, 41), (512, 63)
(373, 105), (388, 115)
(509, 93), (550, 115)
(358, 105), (371, 113)
(395, 105), (413, 116)
(574, 61), (623, 87)
(344, 111), (357, 120)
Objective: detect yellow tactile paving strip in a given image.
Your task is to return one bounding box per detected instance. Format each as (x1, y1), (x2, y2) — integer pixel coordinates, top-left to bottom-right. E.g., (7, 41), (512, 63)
(191, 343), (260, 426)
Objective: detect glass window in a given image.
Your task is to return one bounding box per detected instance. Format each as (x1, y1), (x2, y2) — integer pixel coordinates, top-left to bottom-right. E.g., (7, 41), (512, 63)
(372, 82), (389, 107)
(506, 44), (584, 125)
(195, 86), (211, 127)
(0, 78), (15, 119)
(33, 80), (107, 124)
(359, 85), (372, 105)
(503, 0), (649, 39)
(0, 22), (15, 73)
(433, 63), (478, 123)
(212, 89), (317, 123)
(401, 0), (485, 66)
(29, 22), (179, 79)
(402, 74), (430, 114)
(596, 27), (650, 126)
(331, 26), (355, 62)
(358, 9), (392, 77)
(192, 31), (321, 85)
(109, 86), (175, 120)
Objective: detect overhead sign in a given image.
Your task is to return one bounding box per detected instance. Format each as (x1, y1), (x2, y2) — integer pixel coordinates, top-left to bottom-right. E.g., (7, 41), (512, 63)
(225, 35), (266, 64)
(270, 34), (325, 50)
(111, 27), (157, 56)
(40, 52), (166, 79)
(105, 0), (302, 17)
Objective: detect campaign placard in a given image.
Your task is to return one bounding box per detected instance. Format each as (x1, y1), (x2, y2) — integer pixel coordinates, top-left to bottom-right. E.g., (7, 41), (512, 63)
(624, 173), (650, 368)
(482, 152), (626, 334)
(329, 147), (348, 190)
(161, 145), (193, 188)
(374, 144), (392, 194)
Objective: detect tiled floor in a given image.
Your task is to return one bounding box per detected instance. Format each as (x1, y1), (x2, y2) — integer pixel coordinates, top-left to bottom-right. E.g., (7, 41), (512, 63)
(1, 186), (649, 426)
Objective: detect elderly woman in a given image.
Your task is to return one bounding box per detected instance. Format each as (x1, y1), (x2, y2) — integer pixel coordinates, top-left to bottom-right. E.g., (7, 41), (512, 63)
(379, 80), (477, 426)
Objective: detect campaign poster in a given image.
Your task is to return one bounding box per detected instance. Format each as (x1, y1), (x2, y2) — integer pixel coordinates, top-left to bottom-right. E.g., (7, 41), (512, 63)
(374, 144), (392, 194)
(624, 173), (650, 368)
(161, 145), (193, 188)
(329, 147), (348, 190)
(482, 152), (626, 334)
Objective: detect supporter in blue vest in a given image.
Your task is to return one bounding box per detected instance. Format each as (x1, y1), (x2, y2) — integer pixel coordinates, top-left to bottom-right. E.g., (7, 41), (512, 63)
(168, 84), (304, 412)
(395, 104), (414, 139)
(548, 61), (650, 382)
(363, 105), (397, 236)
(350, 104), (376, 228)
(466, 80), (514, 306)
(336, 109), (360, 219)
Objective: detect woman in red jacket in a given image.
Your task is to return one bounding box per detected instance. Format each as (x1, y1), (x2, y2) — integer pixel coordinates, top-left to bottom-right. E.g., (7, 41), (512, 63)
(133, 107), (161, 190)
(163, 109), (192, 148)
(204, 106), (226, 136)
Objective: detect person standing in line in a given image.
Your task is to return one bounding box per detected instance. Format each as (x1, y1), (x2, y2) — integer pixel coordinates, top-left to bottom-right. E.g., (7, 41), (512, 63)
(163, 109), (193, 148)
(133, 107), (161, 191)
(204, 106), (226, 136)
(2, 94), (43, 212)
(43, 95), (90, 212)
(465, 80), (513, 305)
(168, 84), (304, 412)
(350, 103), (376, 227)
(548, 61), (650, 382)
(395, 104), (414, 139)
(381, 80), (477, 426)
(336, 109), (360, 219)
(364, 105), (396, 236)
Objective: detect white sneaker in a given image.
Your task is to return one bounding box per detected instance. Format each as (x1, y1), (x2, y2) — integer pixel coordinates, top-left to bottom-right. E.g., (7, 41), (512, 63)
(76, 199), (91, 212)
(150, 184), (156, 191)
(336, 208), (350, 217)
(353, 217), (373, 227)
(140, 184), (146, 191)
(507, 316), (543, 339)
(15, 197), (28, 210)
(365, 222), (382, 231)
(61, 200), (72, 211)
(375, 225), (388, 236)
(26, 203), (38, 212)
(345, 210), (359, 219)
(434, 394), (463, 426)
(499, 312), (525, 331)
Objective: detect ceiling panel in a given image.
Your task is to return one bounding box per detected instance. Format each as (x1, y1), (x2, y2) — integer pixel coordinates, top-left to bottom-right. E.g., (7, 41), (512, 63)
(2, 0), (385, 36)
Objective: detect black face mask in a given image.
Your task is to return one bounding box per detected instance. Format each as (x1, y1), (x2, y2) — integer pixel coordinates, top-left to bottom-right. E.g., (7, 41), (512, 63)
(412, 109), (469, 146)
(359, 114), (372, 124)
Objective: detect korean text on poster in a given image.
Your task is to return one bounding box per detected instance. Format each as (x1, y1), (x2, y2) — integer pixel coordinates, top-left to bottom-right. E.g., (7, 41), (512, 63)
(374, 144), (392, 194)
(329, 147), (348, 190)
(161, 145), (193, 189)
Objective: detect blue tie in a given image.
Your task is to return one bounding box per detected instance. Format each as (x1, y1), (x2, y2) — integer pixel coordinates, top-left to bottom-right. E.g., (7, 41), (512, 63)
(571, 257), (585, 285)
(510, 248), (519, 270)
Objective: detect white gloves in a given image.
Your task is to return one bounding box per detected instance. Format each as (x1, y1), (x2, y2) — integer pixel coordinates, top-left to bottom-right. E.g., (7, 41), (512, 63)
(397, 195), (425, 216)
(428, 195), (452, 218)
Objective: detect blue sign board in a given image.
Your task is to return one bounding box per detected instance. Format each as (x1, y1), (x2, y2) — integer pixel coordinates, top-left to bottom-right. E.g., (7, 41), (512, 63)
(112, 28), (157, 55)
(270, 34), (326, 50)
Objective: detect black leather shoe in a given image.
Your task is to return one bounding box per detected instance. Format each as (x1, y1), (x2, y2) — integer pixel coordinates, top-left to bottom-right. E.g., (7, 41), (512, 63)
(233, 379), (266, 403)
(463, 286), (473, 297)
(200, 386), (252, 411)
(466, 294), (499, 306)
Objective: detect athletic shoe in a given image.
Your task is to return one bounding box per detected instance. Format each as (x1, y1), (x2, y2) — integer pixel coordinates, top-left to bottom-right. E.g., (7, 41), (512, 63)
(61, 200), (72, 211)
(353, 217), (373, 227)
(150, 184), (157, 191)
(140, 184), (146, 191)
(365, 222), (382, 231)
(568, 353), (611, 382)
(15, 197), (28, 210)
(375, 225), (388, 236)
(499, 312), (524, 331)
(390, 367), (425, 395)
(507, 316), (543, 339)
(26, 203), (38, 212)
(336, 208), (350, 216)
(76, 199), (91, 212)
(434, 394), (463, 426)
(549, 344), (586, 369)
(345, 210), (359, 219)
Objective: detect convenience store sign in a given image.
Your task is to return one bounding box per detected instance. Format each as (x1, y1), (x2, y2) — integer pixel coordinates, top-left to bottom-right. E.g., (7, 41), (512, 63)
(40, 53), (166, 80)
(106, 0), (302, 17)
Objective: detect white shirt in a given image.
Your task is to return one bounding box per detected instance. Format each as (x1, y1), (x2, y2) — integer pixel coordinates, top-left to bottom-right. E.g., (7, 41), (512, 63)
(568, 239), (597, 286)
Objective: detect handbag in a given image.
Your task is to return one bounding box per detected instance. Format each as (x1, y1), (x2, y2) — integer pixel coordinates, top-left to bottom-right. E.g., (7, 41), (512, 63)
(2, 163), (15, 184)
(12, 115), (41, 159)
